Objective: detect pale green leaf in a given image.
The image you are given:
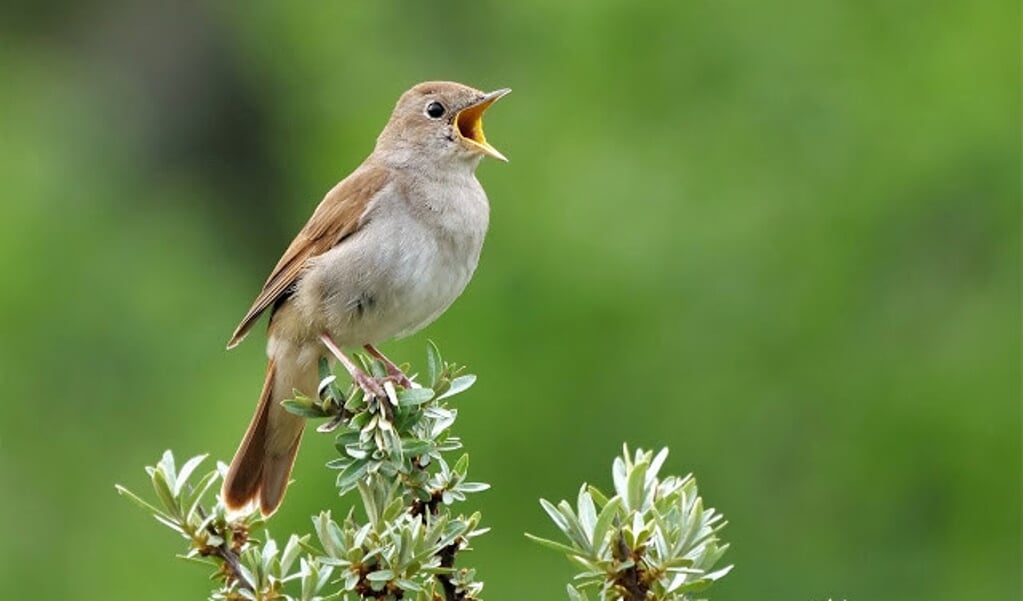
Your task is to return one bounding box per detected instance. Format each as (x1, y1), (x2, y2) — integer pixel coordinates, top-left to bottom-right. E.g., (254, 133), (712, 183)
(436, 375), (475, 400)
(524, 533), (586, 556)
(425, 341), (442, 387)
(173, 454), (208, 496)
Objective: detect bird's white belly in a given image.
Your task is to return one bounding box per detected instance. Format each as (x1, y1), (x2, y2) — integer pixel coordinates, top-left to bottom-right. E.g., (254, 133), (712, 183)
(362, 231), (473, 341)
(292, 210), (481, 348)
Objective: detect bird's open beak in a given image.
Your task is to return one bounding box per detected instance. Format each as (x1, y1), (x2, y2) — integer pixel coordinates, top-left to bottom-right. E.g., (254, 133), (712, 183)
(455, 88), (511, 162)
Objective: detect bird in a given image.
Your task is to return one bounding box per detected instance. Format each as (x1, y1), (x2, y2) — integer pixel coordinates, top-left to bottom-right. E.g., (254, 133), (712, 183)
(221, 81), (509, 516)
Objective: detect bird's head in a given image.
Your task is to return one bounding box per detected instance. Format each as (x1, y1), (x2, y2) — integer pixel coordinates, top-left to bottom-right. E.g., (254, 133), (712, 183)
(376, 81), (510, 168)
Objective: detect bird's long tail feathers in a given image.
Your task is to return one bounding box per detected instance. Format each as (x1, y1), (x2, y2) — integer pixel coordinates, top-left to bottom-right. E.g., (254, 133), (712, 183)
(222, 357), (310, 516)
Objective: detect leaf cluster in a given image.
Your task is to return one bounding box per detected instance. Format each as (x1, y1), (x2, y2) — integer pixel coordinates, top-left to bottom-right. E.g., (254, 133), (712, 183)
(284, 342), (479, 505)
(527, 446), (732, 601)
(117, 343), (488, 601)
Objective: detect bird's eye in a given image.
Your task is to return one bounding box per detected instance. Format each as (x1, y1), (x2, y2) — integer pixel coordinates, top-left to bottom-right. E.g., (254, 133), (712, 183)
(425, 101), (446, 119)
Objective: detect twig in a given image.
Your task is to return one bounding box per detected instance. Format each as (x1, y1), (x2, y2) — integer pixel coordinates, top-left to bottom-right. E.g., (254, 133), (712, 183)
(613, 531), (648, 601)
(436, 541), (461, 601)
(196, 506), (255, 593)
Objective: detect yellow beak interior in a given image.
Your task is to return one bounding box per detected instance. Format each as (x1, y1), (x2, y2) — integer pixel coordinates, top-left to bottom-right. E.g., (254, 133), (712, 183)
(455, 89), (510, 161)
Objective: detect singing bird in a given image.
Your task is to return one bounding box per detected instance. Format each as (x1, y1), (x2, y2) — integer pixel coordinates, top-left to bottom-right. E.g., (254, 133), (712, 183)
(222, 81), (509, 515)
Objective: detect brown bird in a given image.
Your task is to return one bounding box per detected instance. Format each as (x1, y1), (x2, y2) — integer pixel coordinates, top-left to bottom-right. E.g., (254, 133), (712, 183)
(221, 81), (509, 515)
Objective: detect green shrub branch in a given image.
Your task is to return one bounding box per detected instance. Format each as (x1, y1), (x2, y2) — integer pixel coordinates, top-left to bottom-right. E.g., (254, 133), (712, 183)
(117, 343), (732, 601)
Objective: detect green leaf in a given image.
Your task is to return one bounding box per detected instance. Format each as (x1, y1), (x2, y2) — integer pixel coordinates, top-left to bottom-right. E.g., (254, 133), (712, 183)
(577, 485), (597, 539)
(115, 484), (166, 517)
(436, 375), (475, 400)
(150, 462), (179, 516)
(333, 431), (361, 450)
(539, 499), (573, 540)
(558, 499), (592, 551)
(699, 542), (730, 571)
(335, 459), (369, 492)
(566, 584), (588, 601)
(314, 512), (341, 558)
(426, 341), (442, 387)
(343, 445), (369, 460)
(152, 513), (186, 534)
(612, 455), (629, 502)
(282, 399), (326, 418)
(174, 454), (208, 496)
(157, 450), (177, 488)
(675, 564), (734, 593)
(591, 496), (623, 553)
(452, 453), (469, 476)
(455, 482), (489, 493)
(177, 553), (217, 567)
(524, 533), (586, 556)
(649, 447), (669, 480)
(280, 534), (306, 576)
(401, 438), (432, 457)
(586, 485), (610, 508)
(184, 469), (219, 520)
(395, 578), (422, 592)
(625, 459), (649, 513)
(260, 536), (280, 574)
(369, 354), (389, 378)
(397, 387), (435, 406)
(235, 564), (258, 595)
(366, 569), (394, 582)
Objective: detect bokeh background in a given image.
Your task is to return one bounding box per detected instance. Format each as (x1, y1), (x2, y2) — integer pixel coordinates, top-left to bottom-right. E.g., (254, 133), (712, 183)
(0, 1), (1018, 600)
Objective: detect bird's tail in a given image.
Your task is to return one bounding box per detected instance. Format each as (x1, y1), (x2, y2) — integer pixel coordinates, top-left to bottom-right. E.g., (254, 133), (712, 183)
(221, 356), (313, 516)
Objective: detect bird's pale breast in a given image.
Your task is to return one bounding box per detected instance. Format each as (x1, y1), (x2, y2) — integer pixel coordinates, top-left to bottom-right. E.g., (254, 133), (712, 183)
(287, 173), (489, 349)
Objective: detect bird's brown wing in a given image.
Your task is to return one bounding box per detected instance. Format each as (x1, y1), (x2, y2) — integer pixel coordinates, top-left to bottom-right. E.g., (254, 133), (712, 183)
(226, 164), (391, 349)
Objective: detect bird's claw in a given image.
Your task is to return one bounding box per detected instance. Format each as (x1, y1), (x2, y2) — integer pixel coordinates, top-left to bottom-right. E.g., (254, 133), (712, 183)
(383, 370), (413, 390)
(353, 371), (387, 399)
(363, 344), (414, 389)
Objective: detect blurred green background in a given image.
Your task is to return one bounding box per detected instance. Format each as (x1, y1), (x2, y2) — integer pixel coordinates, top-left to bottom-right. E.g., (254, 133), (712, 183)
(0, 1), (1018, 600)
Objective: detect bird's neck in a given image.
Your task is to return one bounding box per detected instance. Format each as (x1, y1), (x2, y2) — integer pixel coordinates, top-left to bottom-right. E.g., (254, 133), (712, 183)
(372, 147), (482, 178)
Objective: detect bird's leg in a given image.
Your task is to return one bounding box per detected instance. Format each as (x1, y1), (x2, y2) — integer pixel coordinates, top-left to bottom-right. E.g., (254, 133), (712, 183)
(320, 334), (386, 399)
(363, 344), (414, 389)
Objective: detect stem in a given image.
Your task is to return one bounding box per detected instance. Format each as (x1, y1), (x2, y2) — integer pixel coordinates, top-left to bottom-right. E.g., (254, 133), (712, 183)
(212, 543), (255, 593)
(196, 507), (255, 593)
(613, 531), (648, 601)
(436, 541), (461, 601)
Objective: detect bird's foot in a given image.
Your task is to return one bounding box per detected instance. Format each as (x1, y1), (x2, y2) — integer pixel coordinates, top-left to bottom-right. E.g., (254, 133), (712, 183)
(381, 370), (413, 390)
(320, 334), (388, 400)
(346, 368), (395, 421)
(364, 344), (414, 389)
(352, 370), (387, 399)
(343, 362), (397, 421)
